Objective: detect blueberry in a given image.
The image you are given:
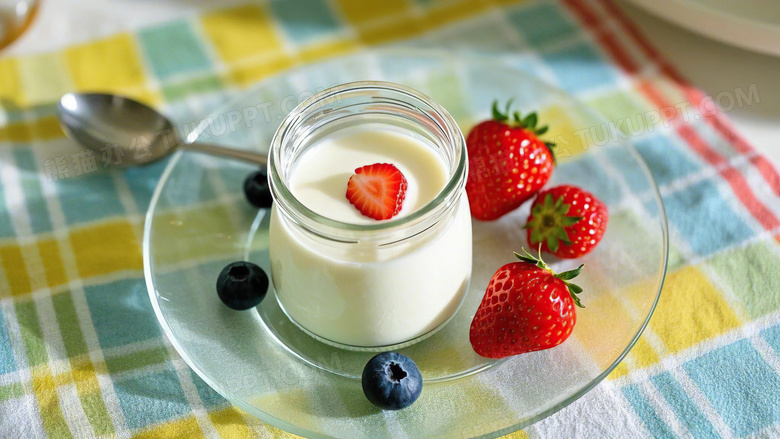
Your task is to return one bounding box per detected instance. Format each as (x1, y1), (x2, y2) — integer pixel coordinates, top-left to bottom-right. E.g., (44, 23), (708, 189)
(216, 261), (268, 310)
(361, 352), (422, 410)
(243, 170), (273, 208)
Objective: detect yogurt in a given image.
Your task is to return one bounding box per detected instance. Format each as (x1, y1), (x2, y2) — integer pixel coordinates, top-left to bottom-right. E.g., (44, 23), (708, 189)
(269, 125), (472, 347)
(289, 127), (449, 224)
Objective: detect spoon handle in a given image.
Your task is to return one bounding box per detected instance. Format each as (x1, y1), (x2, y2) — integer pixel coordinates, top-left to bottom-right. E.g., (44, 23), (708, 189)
(181, 142), (268, 167)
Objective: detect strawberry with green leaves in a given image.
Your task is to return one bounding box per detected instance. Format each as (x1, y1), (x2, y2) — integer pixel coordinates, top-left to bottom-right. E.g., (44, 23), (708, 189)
(466, 100), (556, 221)
(525, 185), (608, 259)
(469, 248), (584, 359)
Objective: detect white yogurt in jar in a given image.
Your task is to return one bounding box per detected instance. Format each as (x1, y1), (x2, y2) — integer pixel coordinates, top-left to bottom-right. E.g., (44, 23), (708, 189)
(269, 125), (472, 347)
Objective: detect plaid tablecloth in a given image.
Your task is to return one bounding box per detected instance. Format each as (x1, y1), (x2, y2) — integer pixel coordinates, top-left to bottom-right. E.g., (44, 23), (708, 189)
(1, 0), (779, 437)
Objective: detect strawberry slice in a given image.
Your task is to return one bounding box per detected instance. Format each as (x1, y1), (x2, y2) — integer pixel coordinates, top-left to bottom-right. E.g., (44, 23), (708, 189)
(346, 163), (408, 220)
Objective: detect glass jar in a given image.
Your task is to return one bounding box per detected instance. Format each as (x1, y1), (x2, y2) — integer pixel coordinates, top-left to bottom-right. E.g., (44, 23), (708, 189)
(268, 81), (471, 350)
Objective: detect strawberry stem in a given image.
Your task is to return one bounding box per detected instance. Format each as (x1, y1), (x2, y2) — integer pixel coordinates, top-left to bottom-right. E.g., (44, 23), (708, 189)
(491, 100), (556, 163)
(522, 113), (537, 129)
(513, 246), (585, 308)
(524, 193), (582, 254)
(491, 99), (513, 122)
(491, 101), (544, 131)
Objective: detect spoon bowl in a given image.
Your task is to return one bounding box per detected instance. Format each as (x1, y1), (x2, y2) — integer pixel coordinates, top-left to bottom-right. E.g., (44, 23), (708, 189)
(57, 93), (267, 167)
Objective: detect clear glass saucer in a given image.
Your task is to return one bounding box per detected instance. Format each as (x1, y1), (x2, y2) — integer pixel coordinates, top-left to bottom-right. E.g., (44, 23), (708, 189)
(143, 49), (667, 439)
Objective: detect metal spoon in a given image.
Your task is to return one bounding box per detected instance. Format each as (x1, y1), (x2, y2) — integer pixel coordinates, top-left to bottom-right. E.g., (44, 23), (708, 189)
(56, 93), (267, 167)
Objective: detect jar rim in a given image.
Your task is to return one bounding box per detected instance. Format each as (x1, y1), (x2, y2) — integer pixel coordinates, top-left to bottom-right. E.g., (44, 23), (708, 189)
(268, 80), (467, 241)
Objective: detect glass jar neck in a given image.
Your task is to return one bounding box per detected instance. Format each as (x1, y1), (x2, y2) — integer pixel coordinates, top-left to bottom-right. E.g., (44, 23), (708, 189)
(268, 81), (466, 245)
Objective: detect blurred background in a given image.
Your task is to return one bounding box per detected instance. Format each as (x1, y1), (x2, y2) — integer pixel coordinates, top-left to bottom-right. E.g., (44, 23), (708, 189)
(2, 0), (778, 165)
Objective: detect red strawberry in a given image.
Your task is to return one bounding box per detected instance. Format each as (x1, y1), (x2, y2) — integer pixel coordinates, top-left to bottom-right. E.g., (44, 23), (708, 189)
(525, 185), (608, 259)
(466, 100), (555, 221)
(346, 163), (408, 220)
(469, 249), (584, 359)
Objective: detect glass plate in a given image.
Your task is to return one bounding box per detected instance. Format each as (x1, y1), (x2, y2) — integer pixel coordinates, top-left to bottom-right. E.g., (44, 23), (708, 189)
(144, 49), (668, 439)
